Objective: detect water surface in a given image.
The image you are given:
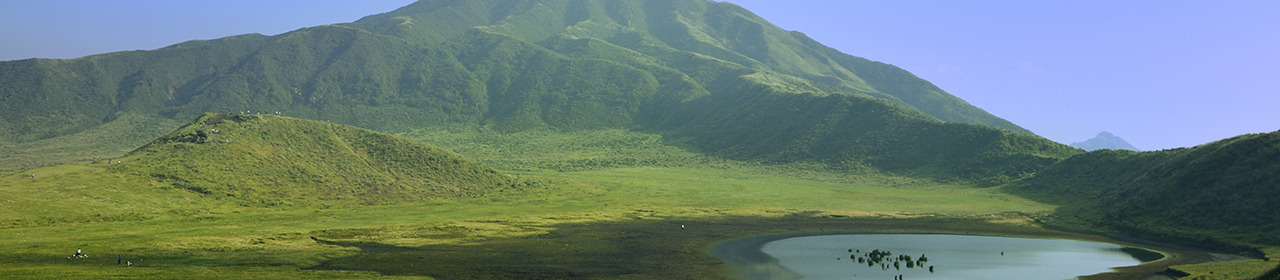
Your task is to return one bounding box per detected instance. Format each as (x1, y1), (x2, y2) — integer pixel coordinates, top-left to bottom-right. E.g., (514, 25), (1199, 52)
(724, 234), (1159, 280)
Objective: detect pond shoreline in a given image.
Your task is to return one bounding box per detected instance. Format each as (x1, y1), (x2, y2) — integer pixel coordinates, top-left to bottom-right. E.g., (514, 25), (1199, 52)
(706, 229), (1196, 280)
(303, 213), (1243, 280)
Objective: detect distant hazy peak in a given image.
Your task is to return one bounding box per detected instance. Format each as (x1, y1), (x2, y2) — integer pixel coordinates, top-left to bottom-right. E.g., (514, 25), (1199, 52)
(1070, 131), (1140, 151)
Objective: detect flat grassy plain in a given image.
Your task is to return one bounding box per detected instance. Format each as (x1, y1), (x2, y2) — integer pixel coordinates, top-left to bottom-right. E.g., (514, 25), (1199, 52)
(2, 127), (1274, 279)
(0, 162), (1040, 279)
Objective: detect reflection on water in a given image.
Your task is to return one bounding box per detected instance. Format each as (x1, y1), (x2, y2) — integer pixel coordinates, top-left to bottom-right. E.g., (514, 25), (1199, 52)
(758, 234), (1154, 280)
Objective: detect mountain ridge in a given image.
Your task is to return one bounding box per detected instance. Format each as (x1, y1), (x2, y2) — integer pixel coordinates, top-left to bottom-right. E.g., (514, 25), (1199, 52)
(0, 0), (1055, 178)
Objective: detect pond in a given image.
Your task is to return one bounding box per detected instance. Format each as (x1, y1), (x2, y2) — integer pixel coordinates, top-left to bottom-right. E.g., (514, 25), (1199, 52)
(711, 234), (1164, 280)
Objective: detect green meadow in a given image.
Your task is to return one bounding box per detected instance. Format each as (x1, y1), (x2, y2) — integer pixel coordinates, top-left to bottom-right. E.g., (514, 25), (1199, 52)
(0, 115), (1275, 279)
(1, 115), (1276, 279)
(5, 163), (1271, 279)
(1, 157), (1051, 279)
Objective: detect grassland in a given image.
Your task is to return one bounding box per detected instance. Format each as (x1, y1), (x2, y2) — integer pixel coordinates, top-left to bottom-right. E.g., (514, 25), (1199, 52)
(2, 117), (1274, 279)
(1166, 248), (1280, 280)
(0, 159), (1044, 279)
(7, 160), (1268, 279)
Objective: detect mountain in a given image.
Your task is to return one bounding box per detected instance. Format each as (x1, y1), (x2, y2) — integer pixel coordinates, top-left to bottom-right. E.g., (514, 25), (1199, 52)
(3, 2), (1278, 277)
(1006, 130), (1280, 251)
(0, 0), (1070, 184)
(116, 113), (514, 206)
(344, 0), (1033, 133)
(1070, 131), (1140, 151)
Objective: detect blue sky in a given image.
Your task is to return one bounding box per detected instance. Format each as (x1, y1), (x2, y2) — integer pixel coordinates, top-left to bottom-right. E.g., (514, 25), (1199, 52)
(3, 1), (1277, 150)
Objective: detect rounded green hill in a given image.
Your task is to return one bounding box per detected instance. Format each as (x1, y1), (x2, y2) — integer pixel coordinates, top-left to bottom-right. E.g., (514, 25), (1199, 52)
(117, 113), (512, 206)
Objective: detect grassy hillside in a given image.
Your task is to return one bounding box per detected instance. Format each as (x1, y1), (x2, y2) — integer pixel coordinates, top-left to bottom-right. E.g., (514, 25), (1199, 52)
(114, 113), (515, 206)
(1005, 130), (1280, 252)
(0, 113), (186, 174)
(672, 77), (1080, 185)
(0, 34), (270, 143)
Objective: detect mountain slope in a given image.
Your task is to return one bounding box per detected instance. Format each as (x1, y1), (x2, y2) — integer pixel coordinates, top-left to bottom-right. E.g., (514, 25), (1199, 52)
(1006, 130), (1280, 250)
(346, 0), (1032, 134)
(0, 34), (270, 143)
(0, 0), (1032, 144)
(0, 0), (1063, 183)
(672, 75), (1078, 185)
(117, 113), (513, 206)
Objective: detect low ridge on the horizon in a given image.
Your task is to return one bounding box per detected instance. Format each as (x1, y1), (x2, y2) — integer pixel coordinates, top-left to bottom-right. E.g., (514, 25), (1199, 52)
(1070, 131), (1140, 151)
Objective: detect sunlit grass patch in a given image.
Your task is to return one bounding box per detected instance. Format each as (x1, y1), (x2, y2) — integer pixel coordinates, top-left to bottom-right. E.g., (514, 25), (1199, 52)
(1170, 247), (1280, 280)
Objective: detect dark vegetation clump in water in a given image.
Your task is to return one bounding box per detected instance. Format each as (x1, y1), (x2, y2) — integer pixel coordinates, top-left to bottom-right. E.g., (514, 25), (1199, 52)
(847, 248), (934, 273)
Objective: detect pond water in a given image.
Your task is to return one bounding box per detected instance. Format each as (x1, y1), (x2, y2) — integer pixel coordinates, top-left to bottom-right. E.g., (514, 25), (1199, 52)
(716, 234), (1162, 280)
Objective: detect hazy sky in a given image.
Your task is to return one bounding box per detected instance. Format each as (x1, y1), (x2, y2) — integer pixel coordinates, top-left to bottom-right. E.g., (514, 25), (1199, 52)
(3, 1), (1277, 150)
